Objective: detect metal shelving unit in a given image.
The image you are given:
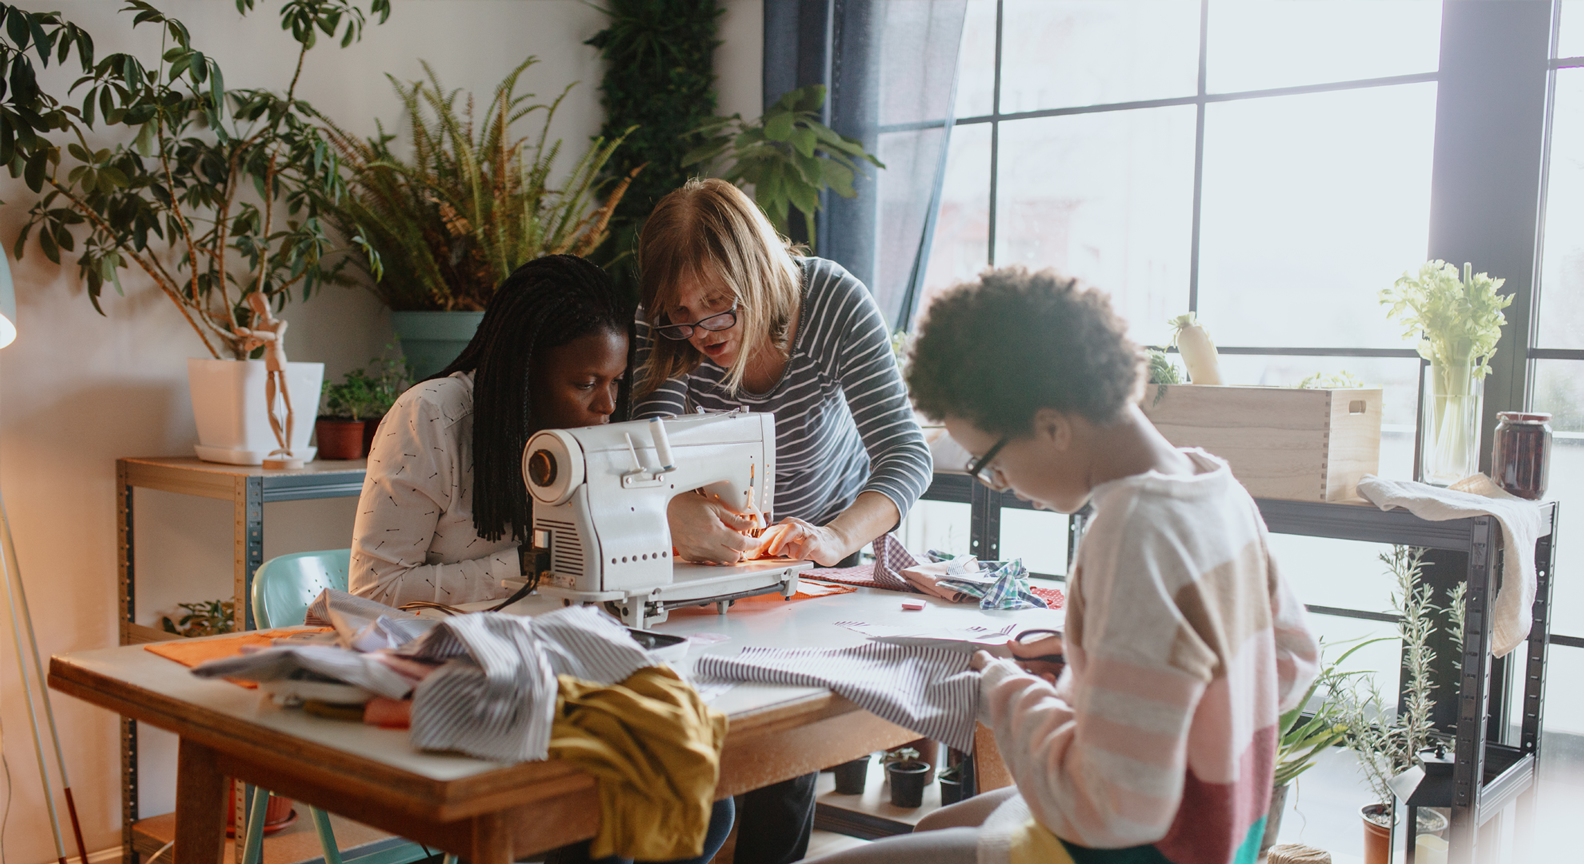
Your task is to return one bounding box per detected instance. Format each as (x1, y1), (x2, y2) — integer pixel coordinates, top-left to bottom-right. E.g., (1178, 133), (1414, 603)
(921, 471), (1560, 864)
(116, 457), (368, 864)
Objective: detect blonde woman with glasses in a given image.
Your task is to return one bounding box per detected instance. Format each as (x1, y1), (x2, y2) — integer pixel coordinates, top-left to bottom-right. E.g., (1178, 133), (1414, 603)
(634, 178), (933, 863)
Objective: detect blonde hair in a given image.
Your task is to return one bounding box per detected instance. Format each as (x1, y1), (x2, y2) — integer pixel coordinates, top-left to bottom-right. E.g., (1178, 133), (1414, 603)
(637, 178), (803, 396)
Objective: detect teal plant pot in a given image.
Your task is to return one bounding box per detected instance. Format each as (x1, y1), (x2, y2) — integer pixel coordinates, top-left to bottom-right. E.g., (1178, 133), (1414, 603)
(390, 311), (484, 380)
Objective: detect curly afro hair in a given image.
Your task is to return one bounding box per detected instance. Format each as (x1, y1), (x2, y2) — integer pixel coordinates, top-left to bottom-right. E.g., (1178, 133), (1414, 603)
(906, 267), (1143, 436)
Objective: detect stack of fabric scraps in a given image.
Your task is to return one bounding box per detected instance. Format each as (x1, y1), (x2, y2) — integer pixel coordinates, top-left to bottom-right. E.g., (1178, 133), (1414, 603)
(805, 534), (1056, 611)
(188, 590), (726, 862)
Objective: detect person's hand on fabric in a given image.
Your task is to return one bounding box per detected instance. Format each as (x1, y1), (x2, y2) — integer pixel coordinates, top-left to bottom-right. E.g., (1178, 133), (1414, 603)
(970, 650), (996, 672)
(668, 492), (758, 564)
(763, 516), (850, 566)
(1006, 635), (1064, 685)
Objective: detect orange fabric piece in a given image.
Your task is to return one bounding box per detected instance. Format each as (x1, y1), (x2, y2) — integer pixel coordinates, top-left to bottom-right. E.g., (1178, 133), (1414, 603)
(145, 628), (334, 689)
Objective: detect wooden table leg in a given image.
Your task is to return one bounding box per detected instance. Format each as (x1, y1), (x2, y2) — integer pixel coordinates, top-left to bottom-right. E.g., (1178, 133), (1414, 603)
(472, 812), (513, 864)
(175, 739), (227, 864)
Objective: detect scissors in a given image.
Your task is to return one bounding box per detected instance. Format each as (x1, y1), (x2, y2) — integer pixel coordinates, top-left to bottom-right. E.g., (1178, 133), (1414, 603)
(1012, 628), (1065, 666)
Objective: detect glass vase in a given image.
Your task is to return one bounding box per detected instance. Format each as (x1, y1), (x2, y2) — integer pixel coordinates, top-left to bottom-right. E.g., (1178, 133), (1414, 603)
(1420, 360), (1484, 486)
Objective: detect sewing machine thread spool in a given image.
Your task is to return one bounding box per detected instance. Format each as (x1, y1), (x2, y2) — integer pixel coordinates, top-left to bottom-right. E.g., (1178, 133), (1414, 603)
(649, 418), (677, 473)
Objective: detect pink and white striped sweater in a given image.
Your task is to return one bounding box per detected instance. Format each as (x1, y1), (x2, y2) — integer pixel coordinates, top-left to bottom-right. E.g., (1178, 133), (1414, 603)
(978, 450), (1320, 864)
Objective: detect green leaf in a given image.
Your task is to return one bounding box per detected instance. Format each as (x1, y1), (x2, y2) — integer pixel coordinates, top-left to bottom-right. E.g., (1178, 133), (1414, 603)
(38, 222), (59, 263)
(789, 126), (816, 158)
(821, 158), (856, 198)
(23, 147), (46, 192)
(764, 110), (794, 142)
(7, 10), (31, 53)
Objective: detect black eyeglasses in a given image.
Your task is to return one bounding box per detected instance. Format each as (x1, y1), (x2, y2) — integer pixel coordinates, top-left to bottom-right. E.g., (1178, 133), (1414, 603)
(964, 435), (1010, 489)
(655, 302), (739, 341)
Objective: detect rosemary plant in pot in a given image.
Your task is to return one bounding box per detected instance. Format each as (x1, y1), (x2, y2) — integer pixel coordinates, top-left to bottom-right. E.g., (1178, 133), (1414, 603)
(1339, 547), (1460, 864)
(317, 58), (635, 378)
(3, 0), (392, 464)
(1380, 261), (1512, 485)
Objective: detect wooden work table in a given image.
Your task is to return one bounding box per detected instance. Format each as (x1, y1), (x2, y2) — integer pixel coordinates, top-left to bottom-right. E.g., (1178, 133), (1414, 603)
(51, 586), (1062, 864)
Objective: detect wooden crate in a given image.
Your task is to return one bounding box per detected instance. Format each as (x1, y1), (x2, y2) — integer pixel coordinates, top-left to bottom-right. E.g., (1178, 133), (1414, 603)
(1139, 385), (1382, 502)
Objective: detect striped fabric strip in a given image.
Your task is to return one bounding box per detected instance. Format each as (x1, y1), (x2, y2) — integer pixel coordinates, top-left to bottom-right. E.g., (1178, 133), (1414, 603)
(632, 257), (933, 525)
(406, 606), (655, 762)
(694, 642), (978, 751)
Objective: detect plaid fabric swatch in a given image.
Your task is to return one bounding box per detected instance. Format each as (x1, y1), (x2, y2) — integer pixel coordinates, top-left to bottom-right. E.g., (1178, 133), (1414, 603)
(870, 533), (919, 591)
(940, 559), (1049, 611)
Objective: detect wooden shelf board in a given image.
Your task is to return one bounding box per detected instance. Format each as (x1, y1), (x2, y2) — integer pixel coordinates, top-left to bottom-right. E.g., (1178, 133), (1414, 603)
(133, 809), (411, 864)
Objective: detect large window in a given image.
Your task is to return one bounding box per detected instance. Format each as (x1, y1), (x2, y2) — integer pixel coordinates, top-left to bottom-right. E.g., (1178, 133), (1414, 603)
(900, 1), (1583, 740)
(1531, 0), (1584, 730)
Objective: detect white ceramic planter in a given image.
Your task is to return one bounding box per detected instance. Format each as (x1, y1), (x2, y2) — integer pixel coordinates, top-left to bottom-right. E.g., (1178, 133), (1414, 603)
(188, 359), (324, 465)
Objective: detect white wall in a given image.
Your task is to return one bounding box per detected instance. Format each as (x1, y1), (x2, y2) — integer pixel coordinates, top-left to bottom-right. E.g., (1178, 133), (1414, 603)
(0, 1), (760, 860)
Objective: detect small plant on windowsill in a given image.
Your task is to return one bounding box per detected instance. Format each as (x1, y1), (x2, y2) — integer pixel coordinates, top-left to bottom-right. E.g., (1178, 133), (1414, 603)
(162, 599), (236, 638)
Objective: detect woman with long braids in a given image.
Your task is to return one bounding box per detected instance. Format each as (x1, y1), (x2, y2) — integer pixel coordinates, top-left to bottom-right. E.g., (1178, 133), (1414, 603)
(350, 254), (630, 607)
(352, 256), (736, 864)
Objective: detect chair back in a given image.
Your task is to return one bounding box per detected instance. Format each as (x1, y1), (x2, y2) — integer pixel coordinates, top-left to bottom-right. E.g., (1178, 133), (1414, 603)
(251, 549), (350, 629)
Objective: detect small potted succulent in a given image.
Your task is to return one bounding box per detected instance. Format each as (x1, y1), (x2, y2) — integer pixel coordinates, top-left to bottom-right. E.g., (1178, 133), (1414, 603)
(937, 760), (969, 806)
(881, 747), (929, 808)
(831, 754), (871, 796)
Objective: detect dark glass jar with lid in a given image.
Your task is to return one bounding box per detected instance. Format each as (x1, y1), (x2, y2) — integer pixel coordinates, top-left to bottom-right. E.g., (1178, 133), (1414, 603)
(1491, 412), (1552, 500)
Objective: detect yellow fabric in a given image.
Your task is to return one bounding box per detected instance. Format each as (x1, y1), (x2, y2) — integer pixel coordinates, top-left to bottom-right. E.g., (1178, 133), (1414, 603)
(548, 666), (727, 861)
(1009, 817), (1077, 864)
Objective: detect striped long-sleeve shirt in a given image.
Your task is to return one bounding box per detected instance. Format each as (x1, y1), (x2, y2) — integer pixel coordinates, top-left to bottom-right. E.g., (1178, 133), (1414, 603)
(979, 450), (1320, 864)
(632, 256), (933, 525)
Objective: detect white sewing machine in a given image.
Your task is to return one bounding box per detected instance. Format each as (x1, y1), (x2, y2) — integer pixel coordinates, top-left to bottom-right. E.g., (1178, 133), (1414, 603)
(520, 412), (810, 627)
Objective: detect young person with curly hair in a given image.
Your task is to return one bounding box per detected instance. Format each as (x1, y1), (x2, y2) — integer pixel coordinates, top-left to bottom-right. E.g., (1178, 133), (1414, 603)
(809, 267), (1320, 864)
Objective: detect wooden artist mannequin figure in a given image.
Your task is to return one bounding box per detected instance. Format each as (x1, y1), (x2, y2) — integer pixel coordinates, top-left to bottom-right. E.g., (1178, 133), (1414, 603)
(233, 293), (301, 469)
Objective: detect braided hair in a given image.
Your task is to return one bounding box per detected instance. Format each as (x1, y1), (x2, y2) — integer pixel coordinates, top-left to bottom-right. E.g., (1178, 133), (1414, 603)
(431, 254), (630, 543)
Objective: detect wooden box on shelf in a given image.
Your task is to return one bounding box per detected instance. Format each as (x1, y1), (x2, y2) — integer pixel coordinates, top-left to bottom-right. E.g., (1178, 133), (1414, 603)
(1139, 385), (1382, 503)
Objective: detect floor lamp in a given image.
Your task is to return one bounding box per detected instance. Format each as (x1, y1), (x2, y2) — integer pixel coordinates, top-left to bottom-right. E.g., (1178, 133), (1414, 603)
(0, 251), (90, 864)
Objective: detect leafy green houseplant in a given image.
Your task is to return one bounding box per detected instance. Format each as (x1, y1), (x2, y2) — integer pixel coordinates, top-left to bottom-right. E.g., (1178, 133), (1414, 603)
(684, 85), (884, 250)
(3, 0), (389, 359)
(162, 599), (236, 638)
(1380, 261), (1513, 485)
(316, 58), (634, 377)
(585, 0), (722, 297)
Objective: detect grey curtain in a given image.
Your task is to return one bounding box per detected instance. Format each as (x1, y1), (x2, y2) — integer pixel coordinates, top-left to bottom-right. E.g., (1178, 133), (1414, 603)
(764, 0), (968, 329)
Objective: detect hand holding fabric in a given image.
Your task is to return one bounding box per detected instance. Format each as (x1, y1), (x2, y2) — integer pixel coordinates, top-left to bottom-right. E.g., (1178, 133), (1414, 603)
(764, 516), (848, 566)
(668, 492), (758, 564)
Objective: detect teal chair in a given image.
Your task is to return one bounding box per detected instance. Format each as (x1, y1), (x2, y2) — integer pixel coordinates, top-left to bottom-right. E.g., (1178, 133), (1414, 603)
(244, 550), (449, 864)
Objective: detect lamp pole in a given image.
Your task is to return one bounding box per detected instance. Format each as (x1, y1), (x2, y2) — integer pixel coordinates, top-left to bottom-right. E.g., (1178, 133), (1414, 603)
(0, 251), (90, 864)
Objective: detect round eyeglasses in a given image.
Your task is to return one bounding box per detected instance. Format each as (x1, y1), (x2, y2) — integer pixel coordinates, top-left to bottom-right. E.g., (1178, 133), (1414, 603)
(965, 435), (1010, 490)
(655, 302), (739, 341)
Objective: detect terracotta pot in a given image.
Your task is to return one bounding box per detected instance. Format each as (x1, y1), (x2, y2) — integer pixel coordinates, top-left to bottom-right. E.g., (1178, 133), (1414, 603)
(361, 415), (383, 457)
(1362, 803), (1392, 864)
(315, 418), (366, 461)
(226, 789), (295, 836)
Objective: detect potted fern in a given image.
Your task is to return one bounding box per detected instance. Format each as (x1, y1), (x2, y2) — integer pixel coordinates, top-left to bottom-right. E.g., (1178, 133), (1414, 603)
(316, 58), (637, 377)
(4, 0), (391, 463)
